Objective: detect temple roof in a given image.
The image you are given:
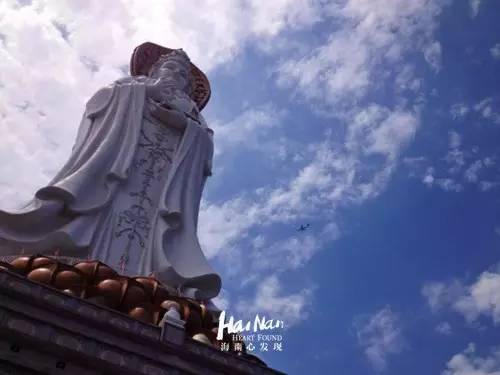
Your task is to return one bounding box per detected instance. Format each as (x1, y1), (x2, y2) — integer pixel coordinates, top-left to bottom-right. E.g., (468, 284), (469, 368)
(0, 255), (275, 373)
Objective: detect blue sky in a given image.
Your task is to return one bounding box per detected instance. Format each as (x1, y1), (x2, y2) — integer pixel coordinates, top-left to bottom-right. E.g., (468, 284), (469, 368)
(0, 1), (500, 374)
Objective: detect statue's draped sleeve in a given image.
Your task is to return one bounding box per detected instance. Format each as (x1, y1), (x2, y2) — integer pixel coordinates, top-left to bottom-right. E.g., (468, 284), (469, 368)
(138, 113), (221, 300)
(0, 80), (147, 250)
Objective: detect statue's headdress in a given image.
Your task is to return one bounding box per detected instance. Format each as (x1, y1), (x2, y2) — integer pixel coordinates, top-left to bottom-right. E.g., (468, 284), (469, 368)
(130, 42), (211, 110)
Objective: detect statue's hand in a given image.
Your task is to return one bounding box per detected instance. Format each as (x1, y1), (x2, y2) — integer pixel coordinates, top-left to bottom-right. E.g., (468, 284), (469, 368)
(145, 78), (170, 102)
(149, 103), (188, 131)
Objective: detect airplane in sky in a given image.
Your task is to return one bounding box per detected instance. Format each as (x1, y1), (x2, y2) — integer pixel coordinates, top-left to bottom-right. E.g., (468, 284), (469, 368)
(297, 224), (310, 232)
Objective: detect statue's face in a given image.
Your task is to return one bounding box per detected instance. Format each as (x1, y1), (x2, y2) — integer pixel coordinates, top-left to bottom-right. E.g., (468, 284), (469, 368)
(152, 50), (191, 94)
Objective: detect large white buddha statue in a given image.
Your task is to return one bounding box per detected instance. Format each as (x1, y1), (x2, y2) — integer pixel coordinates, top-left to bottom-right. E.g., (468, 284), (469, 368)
(0, 42), (221, 300)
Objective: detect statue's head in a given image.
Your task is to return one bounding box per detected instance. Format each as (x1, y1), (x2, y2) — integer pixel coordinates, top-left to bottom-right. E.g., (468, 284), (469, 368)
(130, 42), (211, 110)
(148, 49), (192, 95)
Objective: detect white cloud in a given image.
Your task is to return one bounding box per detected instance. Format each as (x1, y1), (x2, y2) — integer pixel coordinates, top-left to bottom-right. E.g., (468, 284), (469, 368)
(422, 166), (436, 186)
(449, 131), (462, 149)
(199, 197), (261, 259)
(435, 178), (463, 192)
(440, 131), (467, 178)
(250, 223), (340, 272)
(246, 0), (324, 37)
(443, 343), (500, 375)
(404, 156), (426, 165)
(444, 131), (466, 173)
(445, 151), (466, 174)
(483, 157), (496, 168)
(450, 103), (470, 120)
(355, 306), (405, 372)
(210, 105), (286, 155)
(469, 0), (482, 18)
(464, 160), (483, 183)
(276, 0), (447, 111)
(423, 41), (442, 72)
(422, 173), (463, 193)
(236, 275), (314, 327)
(347, 105), (418, 160)
(422, 280), (465, 313)
(436, 321), (452, 335)
(491, 44), (500, 60)
(422, 270), (500, 325)
(395, 65), (422, 93)
(408, 128), (498, 193)
(475, 98), (500, 125)
(479, 181), (500, 192)
(454, 271), (500, 325)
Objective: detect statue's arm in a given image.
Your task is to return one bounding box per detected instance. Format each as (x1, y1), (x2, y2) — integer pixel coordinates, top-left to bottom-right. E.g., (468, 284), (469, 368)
(204, 128), (214, 177)
(73, 78), (147, 152)
(147, 102), (188, 131)
(85, 85), (115, 118)
(70, 85), (116, 152)
(198, 113), (214, 177)
(117, 75), (168, 102)
(85, 76), (152, 119)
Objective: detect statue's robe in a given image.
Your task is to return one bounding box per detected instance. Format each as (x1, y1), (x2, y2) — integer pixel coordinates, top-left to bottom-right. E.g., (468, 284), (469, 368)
(0, 78), (221, 300)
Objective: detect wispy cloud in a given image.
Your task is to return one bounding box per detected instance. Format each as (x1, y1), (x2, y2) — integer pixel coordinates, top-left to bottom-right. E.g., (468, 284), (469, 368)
(469, 0), (482, 18)
(450, 98), (500, 125)
(276, 0), (447, 112)
(491, 43), (500, 60)
(407, 125), (499, 193)
(435, 321), (452, 335)
(422, 268), (500, 325)
(464, 160), (484, 183)
(250, 223), (340, 273)
(210, 105), (287, 156)
(450, 103), (470, 120)
(422, 280), (466, 314)
(354, 306), (405, 372)
(443, 343), (500, 375)
(236, 275), (314, 327)
(423, 41), (443, 73)
(475, 98), (500, 125)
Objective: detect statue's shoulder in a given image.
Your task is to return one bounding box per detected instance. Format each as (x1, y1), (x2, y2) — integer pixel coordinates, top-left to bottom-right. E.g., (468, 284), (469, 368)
(196, 113), (214, 136)
(86, 76), (148, 118)
(86, 85), (116, 117)
(116, 75), (149, 83)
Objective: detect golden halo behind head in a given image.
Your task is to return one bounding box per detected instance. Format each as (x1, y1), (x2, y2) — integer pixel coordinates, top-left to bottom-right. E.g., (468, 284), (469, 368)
(130, 42), (211, 111)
